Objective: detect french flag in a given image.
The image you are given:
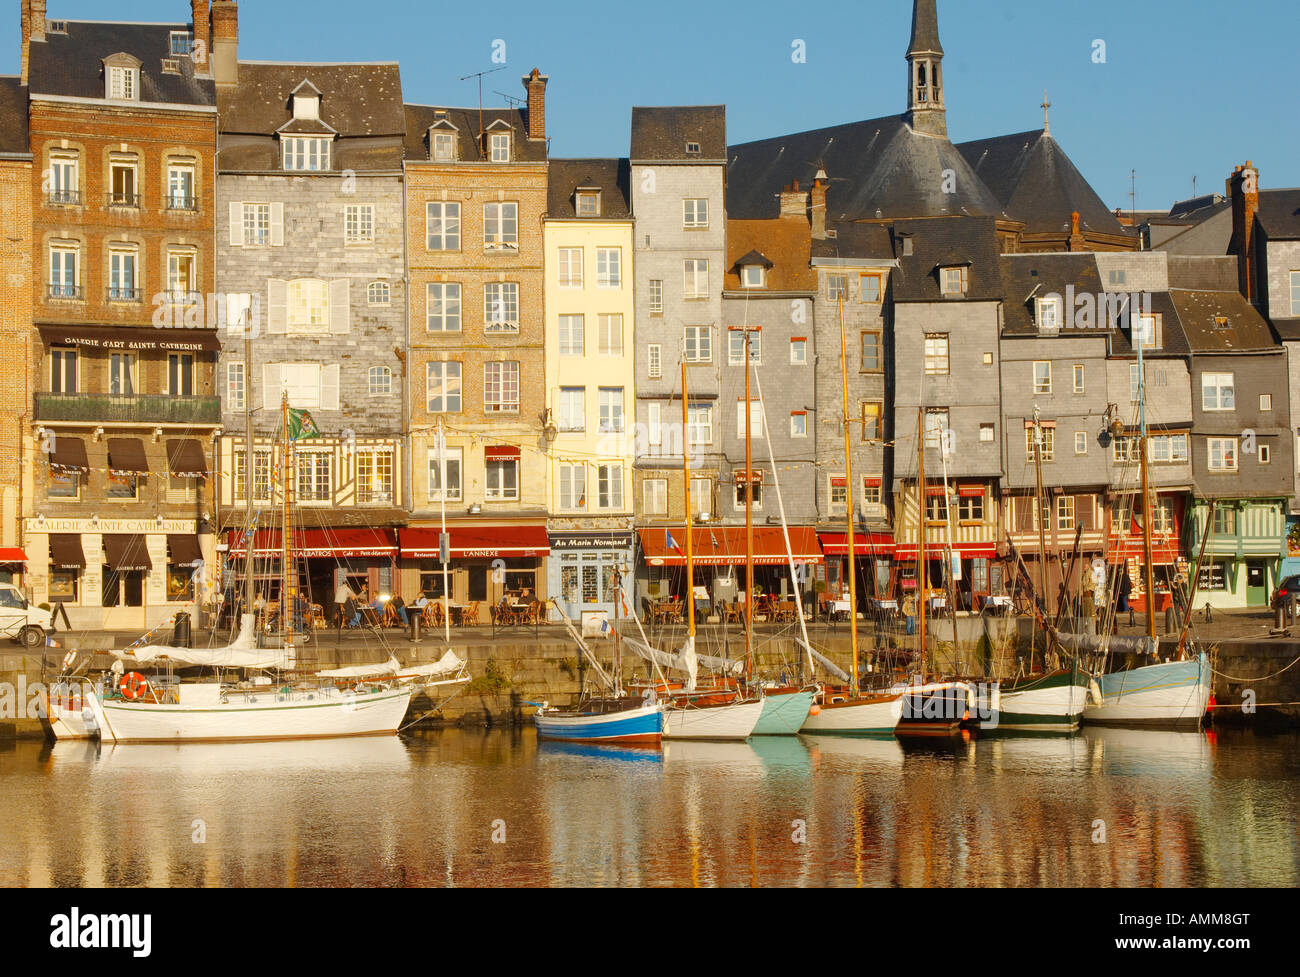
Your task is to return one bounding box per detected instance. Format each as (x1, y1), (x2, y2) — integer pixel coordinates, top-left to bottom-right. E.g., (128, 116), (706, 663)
(666, 529), (685, 558)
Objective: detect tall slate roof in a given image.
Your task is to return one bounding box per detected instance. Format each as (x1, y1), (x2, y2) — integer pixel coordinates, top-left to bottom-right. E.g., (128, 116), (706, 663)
(998, 253), (1104, 337)
(908, 0), (944, 56)
(1171, 289), (1279, 353)
(728, 115), (1004, 221)
(0, 77), (29, 155)
(27, 21), (214, 106)
(403, 103), (546, 163)
(891, 216), (1002, 302)
(1256, 188), (1300, 240)
(630, 106), (726, 162)
(956, 130), (1126, 236)
(810, 221), (895, 261)
(219, 62), (405, 171)
(546, 158), (630, 218)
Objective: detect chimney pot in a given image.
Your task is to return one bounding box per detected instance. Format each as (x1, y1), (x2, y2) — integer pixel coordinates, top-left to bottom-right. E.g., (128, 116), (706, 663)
(523, 68), (548, 141)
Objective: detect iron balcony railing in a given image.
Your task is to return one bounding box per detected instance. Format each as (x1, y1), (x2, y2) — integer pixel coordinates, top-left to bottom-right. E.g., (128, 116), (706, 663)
(35, 393), (221, 425)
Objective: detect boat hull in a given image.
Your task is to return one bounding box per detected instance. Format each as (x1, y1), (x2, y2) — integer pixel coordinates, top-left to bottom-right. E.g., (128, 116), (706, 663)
(663, 699), (764, 741)
(534, 702), (663, 744)
(995, 666), (1089, 731)
(1083, 656), (1210, 728)
(800, 693), (903, 735)
(752, 690), (815, 736)
(896, 682), (974, 736)
(93, 685), (413, 743)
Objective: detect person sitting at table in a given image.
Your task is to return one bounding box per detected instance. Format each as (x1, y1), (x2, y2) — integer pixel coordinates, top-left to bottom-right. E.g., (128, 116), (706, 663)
(334, 579), (358, 627)
(389, 594), (409, 626)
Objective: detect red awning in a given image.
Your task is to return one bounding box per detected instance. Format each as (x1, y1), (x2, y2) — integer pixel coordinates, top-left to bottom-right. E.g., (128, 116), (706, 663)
(0, 548), (27, 563)
(638, 527), (823, 567)
(895, 542), (998, 560)
(958, 485), (985, 498)
(1105, 537), (1181, 566)
(485, 446), (521, 460)
(400, 526), (549, 560)
(229, 528), (398, 559)
(818, 533), (895, 557)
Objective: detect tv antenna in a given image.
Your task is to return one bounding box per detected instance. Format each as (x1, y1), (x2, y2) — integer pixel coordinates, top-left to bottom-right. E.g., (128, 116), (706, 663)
(460, 64), (508, 156)
(494, 91), (526, 109)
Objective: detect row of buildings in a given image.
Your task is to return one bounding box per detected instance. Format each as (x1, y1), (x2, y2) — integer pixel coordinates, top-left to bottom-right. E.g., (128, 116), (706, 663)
(1, 0), (1297, 631)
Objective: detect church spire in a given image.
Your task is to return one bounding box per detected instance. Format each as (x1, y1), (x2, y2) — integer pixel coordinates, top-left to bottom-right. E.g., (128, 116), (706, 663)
(906, 0), (947, 137)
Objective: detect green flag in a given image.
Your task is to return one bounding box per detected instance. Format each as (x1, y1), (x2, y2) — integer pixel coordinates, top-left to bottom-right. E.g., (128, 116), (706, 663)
(288, 408), (322, 441)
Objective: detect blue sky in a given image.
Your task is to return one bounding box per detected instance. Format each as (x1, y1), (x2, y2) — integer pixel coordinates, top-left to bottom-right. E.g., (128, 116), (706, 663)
(10, 0), (1299, 212)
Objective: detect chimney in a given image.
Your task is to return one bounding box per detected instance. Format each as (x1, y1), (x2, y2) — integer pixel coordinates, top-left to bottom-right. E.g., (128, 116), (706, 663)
(1067, 211), (1086, 251)
(30, 0), (44, 42)
(779, 179), (806, 220)
(810, 169), (829, 240)
(523, 68), (548, 141)
(210, 0), (238, 88)
(20, 0), (30, 84)
(1228, 161), (1260, 304)
(191, 0), (210, 68)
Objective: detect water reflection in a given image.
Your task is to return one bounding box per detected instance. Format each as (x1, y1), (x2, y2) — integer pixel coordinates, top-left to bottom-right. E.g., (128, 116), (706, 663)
(0, 727), (1294, 888)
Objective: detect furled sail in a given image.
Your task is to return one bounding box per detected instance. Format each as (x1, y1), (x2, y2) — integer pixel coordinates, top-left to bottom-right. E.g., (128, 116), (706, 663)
(115, 615), (293, 670)
(317, 650), (467, 681)
(801, 640), (851, 683)
(1054, 632), (1159, 657)
(621, 635), (744, 685)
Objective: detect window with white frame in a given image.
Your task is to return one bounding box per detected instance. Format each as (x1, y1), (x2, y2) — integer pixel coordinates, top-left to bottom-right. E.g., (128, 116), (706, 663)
(427, 446), (463, 501)
(558, 387), (584, 432)
(597, 248), (621, 288)
(287, 279), (328, 333)
(1202, 373), (1235, 411)
(1260, 444), (1272, 464)
(1261, 393), (1274, 411)
(1025, 425), (1055, 462)
(861, 402), (882, 442)
(598, 465), (624, 509)
(483, 282), (519, 332)
(1075, 431), (1088, 455)
(48, 152), (78, 204)
(485, 457), (519, 500)
(644, 479), (668, 516)
(1033, 361), (1052, 394)
(649, 279), (664, 313)
(1129, 362), (1142, 403)
(790, 412), (808, 438)
(432, 131), (456, 161)
(1057, 495), (1075, 531)
(109, 352), (136, 396)
(940, 266), (969, 296)
(684, 326), (712, 362)
(108, 246), (138, 300)
(488, 132), (510, 162)
(559, 464), (587, 510)
(426, 361), (462, 412)
(687, 404), (712, 446)
(599, 388), (625, 433)
(234, 449), (273, 503)
(683, 198), (708, 228)
(167, 162), (195, 209)
(790, 338), (808, 365)
(167, 249), (197, 302)
(557, 248), (583, 287)
(296, 451), (332, 502)
(1291, 271), (1300, 315)
(729, 330), (761, 365)
(647, 344), (662, 379)
(862, 478), (884, 512)
(647, 402), (662, 448)
(1208, 437), (1238, 472)
(1135, 313), (1162, 349)
(924, 334), (950, 375)
(979, 424), (995, 443)
(684, 259), (709, 298)
(1073, 364), (1085, 394)
(1036, 296), (1062, 331)
(484, 361), (520, 413)
(426, 202), (460, 250)
(108, 154), (137, 206)
(829, 477), (847, 516)
(345, 204), (375, 244)
(575, 191), (600, 216)
(598, 314), (623, 355)
(736, 400), (763, 438)
(558, 314), (584, 356)
(742, 265), (765, 288)
(368, 366), (392, 396)
(426, 282), (461, 332)
(367, 281), (390, 306)
(734, 473), (762, 510)
(108, 65), (138, 100)
(357, 449), (395, 504)
(169, 31), (193, 55)
(242, 203), (271, 245)
(827, 274), (847, 302)
(282, 137), (330, 171)
(227, 361), (245, 413)
(924, 409), (948, 449)
(49, 243), (79, 297)
(484, 202), (518, 250)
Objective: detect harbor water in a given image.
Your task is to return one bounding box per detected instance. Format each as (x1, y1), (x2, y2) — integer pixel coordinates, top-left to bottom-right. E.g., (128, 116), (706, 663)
(1, 727), (1297, 887)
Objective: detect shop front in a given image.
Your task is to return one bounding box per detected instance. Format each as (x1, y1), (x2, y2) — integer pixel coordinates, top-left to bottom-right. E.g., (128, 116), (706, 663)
(226, 528), (399, 623)
(25, 516), (211, 631)
(817, 532), (895, 605)
(399, 524), (550, 615)
(547, 531), (635, 630)
(893, 542), (1001, 612)
(0, 548), (28, 587)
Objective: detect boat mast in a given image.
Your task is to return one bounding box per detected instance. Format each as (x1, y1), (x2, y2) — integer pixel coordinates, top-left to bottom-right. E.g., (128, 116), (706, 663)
(742, 327), (758, 682)
(439, 417), (450, 643)
(681, 359), (696, 642)
(281, 392), (294, 653)
(838, 295), (860, 697)
(1032, 405), (1050, 674)
(1137, 326), (1156, 642)
(243, 327), (254, 630)
(916, 407), (927, 686)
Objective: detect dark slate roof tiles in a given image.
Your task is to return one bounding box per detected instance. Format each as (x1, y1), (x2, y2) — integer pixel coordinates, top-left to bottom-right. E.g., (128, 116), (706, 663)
(630, 106), (726, 162)
(546, 158), (631, 218)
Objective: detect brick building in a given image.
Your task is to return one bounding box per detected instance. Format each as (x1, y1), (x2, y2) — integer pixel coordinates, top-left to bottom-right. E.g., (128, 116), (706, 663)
(23, 7), (220, 630)
(400, 72), (551, 613)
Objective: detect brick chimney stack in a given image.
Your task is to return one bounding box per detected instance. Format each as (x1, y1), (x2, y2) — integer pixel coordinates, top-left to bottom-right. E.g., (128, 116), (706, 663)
(779, 180), (806, 220)
(20, 0), (30, 84)
(210, 0), (238, 88)
(191, 0), (210, 68)
(810, 169), (829, 240)
(30, 0), (44, 42)
(1228, 161), (1260, 304)
(523, 68), (548, 141)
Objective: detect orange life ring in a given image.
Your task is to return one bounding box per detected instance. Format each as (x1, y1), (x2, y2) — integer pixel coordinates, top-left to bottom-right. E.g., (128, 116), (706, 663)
(61, 651), (77, 671)
(120, 672), (149, 701)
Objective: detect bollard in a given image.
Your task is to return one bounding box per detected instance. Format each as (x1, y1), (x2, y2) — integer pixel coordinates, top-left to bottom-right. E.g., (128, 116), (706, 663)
(409, 614), (422, 643)
(1275, 605), (1286, 632)
(1164, 606), (1175, 634)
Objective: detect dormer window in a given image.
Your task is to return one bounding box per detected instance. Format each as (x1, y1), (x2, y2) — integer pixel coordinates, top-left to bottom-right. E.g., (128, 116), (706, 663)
(283, 137), (330, 171)
(575, 190), (601, 216)
(169, 31), (194, 56)
(742, 265), (765, 288)
(940, 266), (969, 297)
(686, 142), (701, 155)
(1135, 313), (1163, 350)
(104, 53), (142, 101)
(1214, 314), (1230, 330)
(1036, 295), (1062, 332)
(897, 234), (914, 256)
(489, 132), (510, 162)
(433, 131), (456, 161)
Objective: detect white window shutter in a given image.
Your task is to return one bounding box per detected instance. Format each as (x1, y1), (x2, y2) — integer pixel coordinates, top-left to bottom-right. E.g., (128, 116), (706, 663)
(229, 202), (244, 247)
(262, 364), (283, 412)
(267, 279), (288, 334)
(270, 202), (285, 246)
(321, 364), (340, 411)
(329, 279), (350, 334)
